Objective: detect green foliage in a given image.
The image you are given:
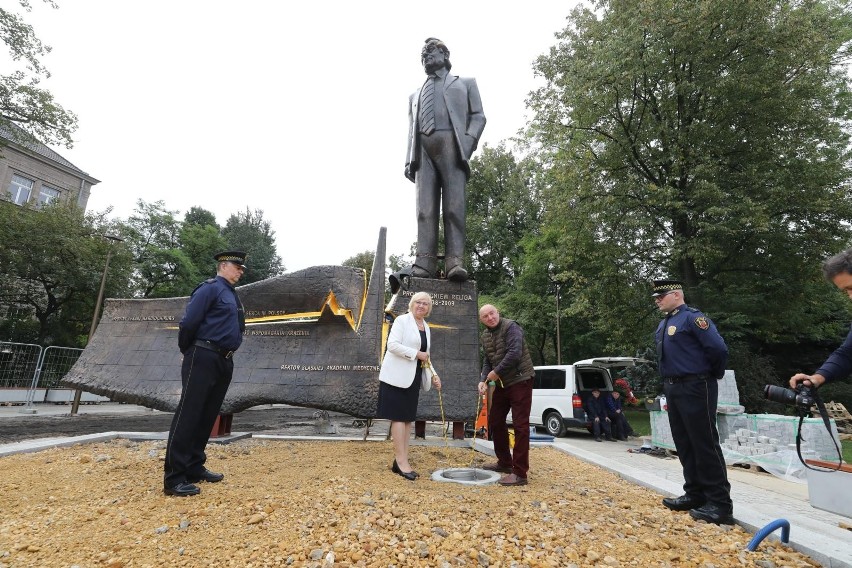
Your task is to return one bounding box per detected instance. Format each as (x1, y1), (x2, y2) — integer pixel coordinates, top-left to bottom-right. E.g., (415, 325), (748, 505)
(727, 344), (780, 414)
(342, 250), (374, 282)
(183, 206), (219, 229)
(0, 200), (131, 345)
(221, 208), (284, 284)
(466, 143), (543, 294)
(525, 0), (852, 367)
(0, 0), (77, 148)
(124, 200), (198, 298)
(179, 221), (227, 283)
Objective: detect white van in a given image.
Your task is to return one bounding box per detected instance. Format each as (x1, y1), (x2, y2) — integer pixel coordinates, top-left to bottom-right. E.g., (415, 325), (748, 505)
(531, 357), (647, 437)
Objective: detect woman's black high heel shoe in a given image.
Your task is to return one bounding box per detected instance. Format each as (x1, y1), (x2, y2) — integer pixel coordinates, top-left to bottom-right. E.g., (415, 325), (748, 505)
(391, 459), (417, 481)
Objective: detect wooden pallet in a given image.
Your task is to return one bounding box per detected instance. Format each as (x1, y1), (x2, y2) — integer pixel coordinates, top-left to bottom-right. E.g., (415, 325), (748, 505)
(812, 401), (852, 433)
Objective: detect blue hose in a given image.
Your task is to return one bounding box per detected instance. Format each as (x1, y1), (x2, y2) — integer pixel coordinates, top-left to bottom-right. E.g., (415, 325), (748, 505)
(747, 519), (790, 551)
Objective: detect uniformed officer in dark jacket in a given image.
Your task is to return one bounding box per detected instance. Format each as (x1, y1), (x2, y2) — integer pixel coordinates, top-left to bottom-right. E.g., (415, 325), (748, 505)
(652, 279), (733, 524)
(164, 251), (246, 496)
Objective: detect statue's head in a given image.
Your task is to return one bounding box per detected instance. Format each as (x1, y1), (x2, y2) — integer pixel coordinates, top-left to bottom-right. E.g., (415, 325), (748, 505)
(421, 37), (452, 73)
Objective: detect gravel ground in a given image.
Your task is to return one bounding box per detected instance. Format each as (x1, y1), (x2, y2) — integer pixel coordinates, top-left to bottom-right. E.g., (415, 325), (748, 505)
(0, 438), (818, 568)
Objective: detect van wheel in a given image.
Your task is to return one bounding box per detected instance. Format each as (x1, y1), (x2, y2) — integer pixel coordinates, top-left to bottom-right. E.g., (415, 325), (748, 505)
(544, 411), (565, 437)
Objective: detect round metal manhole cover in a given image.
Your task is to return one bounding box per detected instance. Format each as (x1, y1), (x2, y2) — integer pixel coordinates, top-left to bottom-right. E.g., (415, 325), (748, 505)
(431, 468), (502, 485)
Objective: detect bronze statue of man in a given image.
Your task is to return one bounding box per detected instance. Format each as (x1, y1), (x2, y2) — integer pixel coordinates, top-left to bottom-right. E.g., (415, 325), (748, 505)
(405, 37), (486, 282)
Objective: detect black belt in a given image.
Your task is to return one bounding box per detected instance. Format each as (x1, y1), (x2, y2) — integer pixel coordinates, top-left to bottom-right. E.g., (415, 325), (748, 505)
(663, 374), (708, 382)
(193, 339), (235, 359)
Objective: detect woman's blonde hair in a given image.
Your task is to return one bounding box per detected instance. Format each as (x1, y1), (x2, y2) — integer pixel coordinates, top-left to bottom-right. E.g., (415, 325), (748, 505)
(408, 291), (433, 317)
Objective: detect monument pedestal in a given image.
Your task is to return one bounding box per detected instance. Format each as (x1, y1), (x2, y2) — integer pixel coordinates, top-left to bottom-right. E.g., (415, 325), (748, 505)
(386, 277), (480, 425)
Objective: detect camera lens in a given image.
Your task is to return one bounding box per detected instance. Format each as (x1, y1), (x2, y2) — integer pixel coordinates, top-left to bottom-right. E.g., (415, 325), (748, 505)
(763, 384), (798, 405)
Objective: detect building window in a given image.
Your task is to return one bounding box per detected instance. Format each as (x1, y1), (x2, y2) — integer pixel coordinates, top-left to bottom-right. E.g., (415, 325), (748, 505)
(7, 174), (34, 205)
(37, 184), (60, 207)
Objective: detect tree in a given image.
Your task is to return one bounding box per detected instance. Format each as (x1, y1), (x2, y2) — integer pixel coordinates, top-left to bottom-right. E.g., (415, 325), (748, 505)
(0, 0), (77, 148)
(0, 200), (131, 345)
(124, 200), (198, 298)
(221, 208), (284, 284)
(528, 0), (852, 357)
(342, 250), (375, 282)
(180, 207), (226, 281)
(466, 143), (544, 295)
(183, 206), (219, 229)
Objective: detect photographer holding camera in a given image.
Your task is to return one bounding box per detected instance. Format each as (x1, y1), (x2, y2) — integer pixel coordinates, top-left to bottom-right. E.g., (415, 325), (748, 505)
(790, 249), (852, 390)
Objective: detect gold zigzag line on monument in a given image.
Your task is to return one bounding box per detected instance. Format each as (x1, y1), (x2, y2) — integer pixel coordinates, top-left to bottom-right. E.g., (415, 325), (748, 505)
(164, 289), (362, 331)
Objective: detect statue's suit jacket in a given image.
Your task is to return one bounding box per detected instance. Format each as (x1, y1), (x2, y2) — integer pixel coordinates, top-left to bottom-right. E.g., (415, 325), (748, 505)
(405, 74), (486, 180)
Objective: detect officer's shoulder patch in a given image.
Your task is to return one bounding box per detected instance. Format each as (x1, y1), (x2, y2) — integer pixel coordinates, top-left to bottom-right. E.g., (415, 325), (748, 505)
(694, 317), (710, 330)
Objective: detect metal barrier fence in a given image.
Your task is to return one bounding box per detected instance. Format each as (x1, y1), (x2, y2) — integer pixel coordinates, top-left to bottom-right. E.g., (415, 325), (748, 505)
(0, 342), (84, 408)
(37, 346), (84, 389)
(0, 341), (42, 388)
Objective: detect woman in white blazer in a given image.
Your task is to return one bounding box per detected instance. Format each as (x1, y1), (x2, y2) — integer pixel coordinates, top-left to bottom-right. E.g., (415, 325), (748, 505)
(377, 291), (442, 480)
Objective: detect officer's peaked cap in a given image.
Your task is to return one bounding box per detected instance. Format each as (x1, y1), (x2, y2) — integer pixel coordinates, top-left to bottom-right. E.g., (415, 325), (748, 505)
(214, 250), (247, 268)
(651, 279), (683, 297)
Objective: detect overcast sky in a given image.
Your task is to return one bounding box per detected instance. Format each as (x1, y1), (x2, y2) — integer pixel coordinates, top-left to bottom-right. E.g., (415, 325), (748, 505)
(24, 1), (580, 272)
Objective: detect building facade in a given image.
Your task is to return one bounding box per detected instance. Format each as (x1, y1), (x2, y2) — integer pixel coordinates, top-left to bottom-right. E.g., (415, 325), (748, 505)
(0, 127), (99, 212)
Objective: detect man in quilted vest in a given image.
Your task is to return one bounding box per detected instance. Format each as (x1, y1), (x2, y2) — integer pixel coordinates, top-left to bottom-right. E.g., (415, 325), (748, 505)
(478, 304), (535, 486)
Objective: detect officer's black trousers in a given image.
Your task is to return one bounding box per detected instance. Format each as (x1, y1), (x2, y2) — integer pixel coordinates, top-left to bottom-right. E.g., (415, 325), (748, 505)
(663, 377), (732, 511)
(164, 346), (233, 488)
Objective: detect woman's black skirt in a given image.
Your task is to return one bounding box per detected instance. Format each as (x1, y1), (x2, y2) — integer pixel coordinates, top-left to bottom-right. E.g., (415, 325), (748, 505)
(376, 366), (422, 422)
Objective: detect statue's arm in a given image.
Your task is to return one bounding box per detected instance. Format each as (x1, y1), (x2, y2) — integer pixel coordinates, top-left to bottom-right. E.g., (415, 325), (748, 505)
(465, 78), (486, 144)
(405, 91), (418, 182)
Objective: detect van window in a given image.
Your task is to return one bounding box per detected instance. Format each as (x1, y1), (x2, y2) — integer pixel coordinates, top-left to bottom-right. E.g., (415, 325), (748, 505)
(533, 369), (566, 390)
(578, 370), (608, 390)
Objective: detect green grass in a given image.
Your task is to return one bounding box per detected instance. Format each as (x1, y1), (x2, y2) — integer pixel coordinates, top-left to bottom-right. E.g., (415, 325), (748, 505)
(624, 407), (651, 437)
(842, 439), (852, 465)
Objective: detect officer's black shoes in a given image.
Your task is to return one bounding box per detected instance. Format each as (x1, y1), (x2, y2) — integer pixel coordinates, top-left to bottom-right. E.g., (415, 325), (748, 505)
(662, 494), (706, 511)
(595, 437), (603, 442)
(164, 482), (201, 497)
(689, 503), (734, 525)
(188, 468), (224, 483)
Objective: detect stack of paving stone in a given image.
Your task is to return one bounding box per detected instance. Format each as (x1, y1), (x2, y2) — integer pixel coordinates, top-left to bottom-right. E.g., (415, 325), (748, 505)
(722, 429), (781, 457)
(650, 371), (842, 466)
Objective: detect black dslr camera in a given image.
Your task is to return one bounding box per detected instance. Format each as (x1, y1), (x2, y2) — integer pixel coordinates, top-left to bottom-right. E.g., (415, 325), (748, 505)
(763, 384), (815, 414)
(764, 382), (844, 470)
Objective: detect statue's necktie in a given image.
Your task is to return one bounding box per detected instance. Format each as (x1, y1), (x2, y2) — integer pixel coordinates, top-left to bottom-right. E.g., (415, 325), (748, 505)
(419, 77), (436, 135)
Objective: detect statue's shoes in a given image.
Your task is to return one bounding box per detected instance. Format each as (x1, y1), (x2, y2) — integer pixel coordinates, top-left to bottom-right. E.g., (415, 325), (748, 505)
(446, 265), (468, 282)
